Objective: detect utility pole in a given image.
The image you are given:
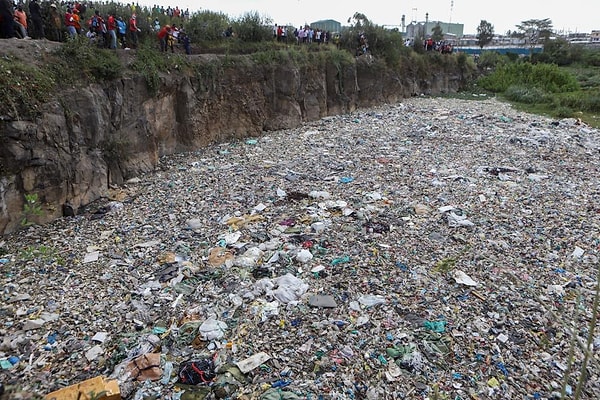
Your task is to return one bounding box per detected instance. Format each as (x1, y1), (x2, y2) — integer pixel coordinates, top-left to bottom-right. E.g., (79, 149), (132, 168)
(448, 0), (454, 35)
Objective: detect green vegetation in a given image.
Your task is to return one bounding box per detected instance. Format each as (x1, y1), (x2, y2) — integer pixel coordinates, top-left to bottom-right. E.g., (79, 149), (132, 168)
(476, 20), (494, 49)
(431, 24), (444, 43)
(232, 11), (272, 43)
(434, 257), (457, 273)
(192, 58), (225, 92)
(339, 13), (407, 66)
(88, 390), (109, 400)
(515, 18), (554, 59)
(130, 41), (173, 94)
(185, 10), (231, 43)
(101, 137), (131, 164)
(0, 9), (478, 119)
(565, 65), (600, 90)
(18, 244), (63, 265)
(20, 193), (43, 227)
(474, 43), (600, 126)
(0, 37), (120, 120)
(478, 62), (579, 93)
(473, 14), (598, 122)
(0, 56), (55, 120)
(52, 36), (123, 82)
(477, 51), (511, 70)
(503, 85), (552, 104)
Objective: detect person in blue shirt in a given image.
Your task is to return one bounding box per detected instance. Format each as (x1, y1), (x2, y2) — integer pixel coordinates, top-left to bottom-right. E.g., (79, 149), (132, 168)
(116, 16), (127, 48)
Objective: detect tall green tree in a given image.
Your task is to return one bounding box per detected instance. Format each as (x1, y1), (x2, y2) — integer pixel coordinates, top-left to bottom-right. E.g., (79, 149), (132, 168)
(516, 18), (553, 58)
(186, 10), (231, 42)
(340, 13), (405, 65)
(476, 20), (494, 49)
(431, 24), (444, 42)
(232, 11), (273, 42)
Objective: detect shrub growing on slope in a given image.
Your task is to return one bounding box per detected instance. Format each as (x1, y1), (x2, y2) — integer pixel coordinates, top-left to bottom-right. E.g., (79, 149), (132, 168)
(478, 62), (579, 93)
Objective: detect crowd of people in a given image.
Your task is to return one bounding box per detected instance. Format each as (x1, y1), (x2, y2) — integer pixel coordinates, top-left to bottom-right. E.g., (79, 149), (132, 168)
(273, 24), (336, 46)
(424, 37), (454, 53)
(56, 3), (145, 49)
(0, 1), (453, 58)
(155, 21), (190, 54)
(0, 1), (191, 53)
(148, 3), (189, 19)
(0, 0), (43, 39)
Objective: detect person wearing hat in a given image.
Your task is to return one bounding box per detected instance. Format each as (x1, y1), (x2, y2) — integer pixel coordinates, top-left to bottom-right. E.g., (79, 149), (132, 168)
(28, 0), (45, 39)
(48, 3), (62, 42)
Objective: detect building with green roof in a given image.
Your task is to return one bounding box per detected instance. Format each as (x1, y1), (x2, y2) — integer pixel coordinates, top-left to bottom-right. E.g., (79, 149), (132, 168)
(310, 19), (342, 33)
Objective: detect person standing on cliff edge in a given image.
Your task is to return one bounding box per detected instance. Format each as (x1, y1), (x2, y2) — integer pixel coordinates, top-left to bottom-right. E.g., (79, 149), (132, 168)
(29, 0), (45, 39)
(107, 12), (117, 49)
(0, 0), (15, 39)
(129, 13), (140, 48)
(65, 7), (77, 38)
(48, 4), (62, 42)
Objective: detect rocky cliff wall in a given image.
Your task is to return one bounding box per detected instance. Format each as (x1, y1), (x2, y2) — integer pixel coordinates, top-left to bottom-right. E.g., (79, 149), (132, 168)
(0, 56), (467, 234)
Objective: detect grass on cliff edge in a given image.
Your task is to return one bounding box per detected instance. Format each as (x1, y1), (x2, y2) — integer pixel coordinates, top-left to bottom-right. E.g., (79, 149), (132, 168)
(0, 55), (55, 120)
(50, 36), (123, 83)
(0, 38), (123, 120)
(0, 36), (477, 120)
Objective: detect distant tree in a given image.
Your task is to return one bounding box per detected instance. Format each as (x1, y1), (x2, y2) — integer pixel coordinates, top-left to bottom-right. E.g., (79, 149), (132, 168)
(340, 13), (405, 65)
(412, 31), (425, 53)
(539, 38), (571, 65)
(232, 11), (272, 42)
(515, 18), (553, 58)
(476, 20), (494, 48)
(509, 30), (522, 38)
(537, 38), (585, 66)
(431, 24), (443, 42)
(187, 10), (231, 42)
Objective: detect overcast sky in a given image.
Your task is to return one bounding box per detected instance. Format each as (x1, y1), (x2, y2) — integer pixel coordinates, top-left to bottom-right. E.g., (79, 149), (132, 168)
(136, 0), (596, 35)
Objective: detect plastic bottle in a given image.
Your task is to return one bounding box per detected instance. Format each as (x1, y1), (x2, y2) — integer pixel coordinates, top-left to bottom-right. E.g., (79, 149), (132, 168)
(161, 361), (173, 385)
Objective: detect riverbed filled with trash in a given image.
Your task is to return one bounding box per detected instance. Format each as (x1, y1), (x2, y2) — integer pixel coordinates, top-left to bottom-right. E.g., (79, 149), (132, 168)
(1, 96), (599, 399)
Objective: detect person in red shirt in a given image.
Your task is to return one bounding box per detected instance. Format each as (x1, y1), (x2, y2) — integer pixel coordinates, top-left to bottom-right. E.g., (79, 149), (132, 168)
(13, 5), (28, 38)
(107, 13), (117, 49)
(129, 13), (140, 49)
(157, 25), (170, 52)
(65, 8), (77, 38)
(74, 1), (86, 18)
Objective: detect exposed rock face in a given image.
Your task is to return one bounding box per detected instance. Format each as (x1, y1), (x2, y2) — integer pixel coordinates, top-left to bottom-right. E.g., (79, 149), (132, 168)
(0, 56), (468, 234)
